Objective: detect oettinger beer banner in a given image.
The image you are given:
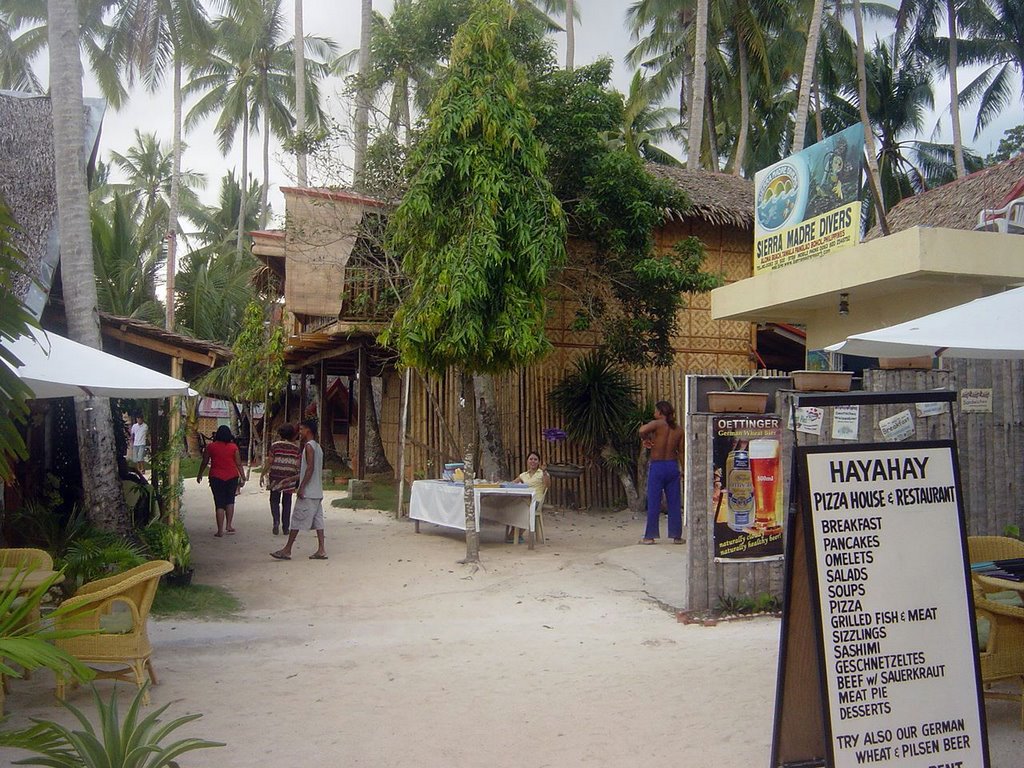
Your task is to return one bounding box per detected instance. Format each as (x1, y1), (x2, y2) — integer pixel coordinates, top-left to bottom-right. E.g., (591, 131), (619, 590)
(712, 414), (784, 562)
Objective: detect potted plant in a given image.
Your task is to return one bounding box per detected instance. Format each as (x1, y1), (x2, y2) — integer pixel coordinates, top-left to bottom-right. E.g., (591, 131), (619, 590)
(541, 427), (584, 479)
(790, 369), (854, 392)
(143, 519), (194, 587)
(707, 373), (770, 414)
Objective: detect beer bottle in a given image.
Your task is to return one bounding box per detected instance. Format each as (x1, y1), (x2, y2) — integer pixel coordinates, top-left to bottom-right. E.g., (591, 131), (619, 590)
(727, 442), (754, 532)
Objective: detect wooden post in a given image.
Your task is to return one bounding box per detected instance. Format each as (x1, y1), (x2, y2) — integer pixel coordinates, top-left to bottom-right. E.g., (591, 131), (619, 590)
(168, 356), (183, 521)
(395, 367), (412, 519)
(357, 343), (368, 480)
(318, 361), (327, 454)
(299, 368), (307, 420)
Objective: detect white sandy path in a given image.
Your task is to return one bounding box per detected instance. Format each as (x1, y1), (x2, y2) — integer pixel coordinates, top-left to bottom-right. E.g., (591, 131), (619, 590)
(4, 480), (1022, 767)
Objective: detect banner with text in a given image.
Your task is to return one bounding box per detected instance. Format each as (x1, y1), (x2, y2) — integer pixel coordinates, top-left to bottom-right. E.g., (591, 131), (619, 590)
(712, 415), (784, 562)
(754, 124), (865, 273)
(801, 442), (987, 768)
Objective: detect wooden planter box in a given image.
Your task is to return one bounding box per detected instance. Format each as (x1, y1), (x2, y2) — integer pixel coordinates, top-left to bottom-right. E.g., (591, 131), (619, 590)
(706, 391), (770, 414)
(879, 357), (933, 370)
(791, 370), (853, 392)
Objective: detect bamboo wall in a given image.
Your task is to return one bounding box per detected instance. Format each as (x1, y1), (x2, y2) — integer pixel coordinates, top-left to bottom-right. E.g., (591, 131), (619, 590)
(377, 220), (758, 510)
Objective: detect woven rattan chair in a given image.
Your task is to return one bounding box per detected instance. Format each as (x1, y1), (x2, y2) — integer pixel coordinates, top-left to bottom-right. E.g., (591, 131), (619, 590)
(54, 560), (172, 705)
(974, 582), (1024, 729)
(968, 536), (1024, 570)
(0, 548), (54, 628)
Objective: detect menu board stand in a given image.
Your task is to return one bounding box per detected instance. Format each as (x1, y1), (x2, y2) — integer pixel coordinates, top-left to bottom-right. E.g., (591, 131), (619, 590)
(772, 390), (989, 768)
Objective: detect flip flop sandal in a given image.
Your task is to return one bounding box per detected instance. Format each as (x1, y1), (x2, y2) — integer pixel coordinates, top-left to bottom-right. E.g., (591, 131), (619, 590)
(309, 553), (329, 560)
(270, 551), (291, 560)
(639, 539), (656, 545)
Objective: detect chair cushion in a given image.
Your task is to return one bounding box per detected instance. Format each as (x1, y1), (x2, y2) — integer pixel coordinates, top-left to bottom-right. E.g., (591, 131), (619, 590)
(976, 591), (1024, 651)
(98, 606), (134, 634)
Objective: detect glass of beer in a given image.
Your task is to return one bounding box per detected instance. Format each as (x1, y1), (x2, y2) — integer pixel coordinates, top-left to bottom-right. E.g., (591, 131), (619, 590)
(749, 438), (781, 530)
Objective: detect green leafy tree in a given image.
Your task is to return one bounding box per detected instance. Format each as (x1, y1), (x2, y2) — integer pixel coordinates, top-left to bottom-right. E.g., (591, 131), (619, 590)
(384, 0), (566, 564)
(227, 302), (287, 469)
(986, 123), (1024, 165)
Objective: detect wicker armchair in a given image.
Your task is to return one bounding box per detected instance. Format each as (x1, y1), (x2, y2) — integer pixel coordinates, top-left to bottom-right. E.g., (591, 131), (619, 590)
(968, 536), (1024, 571)
(0, 548), (54, 628)
(54, 560), (172, 704)
(974, 584), (1024, 729)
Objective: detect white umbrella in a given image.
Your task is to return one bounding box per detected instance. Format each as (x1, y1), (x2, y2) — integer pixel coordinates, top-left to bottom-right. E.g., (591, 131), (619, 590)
(2, 327), (196, 399)
(826, 286), (1024, 359)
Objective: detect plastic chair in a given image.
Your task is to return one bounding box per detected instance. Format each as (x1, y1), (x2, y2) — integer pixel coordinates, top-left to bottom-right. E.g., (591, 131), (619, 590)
(54, 560), (172, 704)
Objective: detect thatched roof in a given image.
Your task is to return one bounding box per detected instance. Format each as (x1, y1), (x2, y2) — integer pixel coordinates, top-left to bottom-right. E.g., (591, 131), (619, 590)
(0, 91), (105, 319)
(867, 154), (1024, 240)
(645, 163), (754, 229)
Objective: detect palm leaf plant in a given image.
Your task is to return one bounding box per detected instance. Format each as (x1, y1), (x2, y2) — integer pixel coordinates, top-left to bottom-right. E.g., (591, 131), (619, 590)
(548, 351), (643, 511)
(0, 683), (224, 767)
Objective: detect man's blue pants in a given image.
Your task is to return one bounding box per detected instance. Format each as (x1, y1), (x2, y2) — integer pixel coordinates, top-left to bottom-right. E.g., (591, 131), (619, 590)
(645, 459), (682, 540)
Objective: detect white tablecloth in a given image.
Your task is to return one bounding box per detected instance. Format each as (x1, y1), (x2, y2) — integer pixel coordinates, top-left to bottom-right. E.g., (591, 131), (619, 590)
(409, 480), (535, 532)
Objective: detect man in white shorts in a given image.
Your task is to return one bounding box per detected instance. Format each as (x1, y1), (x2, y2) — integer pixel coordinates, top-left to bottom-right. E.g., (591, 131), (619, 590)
(271, 418), (327, 560)
(129, 414), (148, 473)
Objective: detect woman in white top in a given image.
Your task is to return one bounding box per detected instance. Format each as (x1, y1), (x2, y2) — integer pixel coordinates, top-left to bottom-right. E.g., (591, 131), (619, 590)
(506, 450), (550, 543)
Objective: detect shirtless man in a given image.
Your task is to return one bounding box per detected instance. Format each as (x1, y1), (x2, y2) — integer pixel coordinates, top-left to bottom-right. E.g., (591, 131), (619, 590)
(638, 400), (684, 544)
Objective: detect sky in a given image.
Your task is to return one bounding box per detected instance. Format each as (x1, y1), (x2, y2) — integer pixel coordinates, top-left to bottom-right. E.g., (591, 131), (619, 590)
(80, 1), (1019, 227)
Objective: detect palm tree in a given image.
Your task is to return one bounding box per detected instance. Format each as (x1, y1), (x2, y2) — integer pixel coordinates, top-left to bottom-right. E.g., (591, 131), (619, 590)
(896, 0), (976, 178)
(104, 0), (212, 331)
(187, 0), (334, 244)
(293, 0), (307, 186)
(605, 70), (681, 164)
(91, 194), (166, 324)
(4, 0), (128, 106)
(107, 129), (205, 247)
(956, 0), (1024, 140)
(46, 0), (128, 533)
(792, 0), (825, 154)
(850, 0), (887, 232)
(353, 0), (373, 189)
(688, 0), (709, 169)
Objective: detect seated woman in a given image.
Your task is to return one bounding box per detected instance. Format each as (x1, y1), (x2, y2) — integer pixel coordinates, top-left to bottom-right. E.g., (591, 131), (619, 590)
(506, 450), (550, 544)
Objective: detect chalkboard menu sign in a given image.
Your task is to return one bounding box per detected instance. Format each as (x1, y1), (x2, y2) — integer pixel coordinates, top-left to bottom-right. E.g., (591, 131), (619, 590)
(774, 440), (989, 768)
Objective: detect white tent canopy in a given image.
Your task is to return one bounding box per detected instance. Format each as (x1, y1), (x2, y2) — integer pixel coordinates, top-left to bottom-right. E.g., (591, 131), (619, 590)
(826, 286), (1024, 360)
(2, 327), (195, 399)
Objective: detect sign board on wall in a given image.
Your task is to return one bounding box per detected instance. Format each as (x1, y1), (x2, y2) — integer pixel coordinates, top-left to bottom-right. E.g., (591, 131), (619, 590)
(773, 439), (988, 768)
(711, 415), (784, 562)
(754, 124), (865, 273)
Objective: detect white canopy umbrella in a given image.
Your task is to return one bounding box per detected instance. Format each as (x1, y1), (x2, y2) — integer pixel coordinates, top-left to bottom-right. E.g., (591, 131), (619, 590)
(2, 327), (196, 399)
(826, 286), (1024, 360)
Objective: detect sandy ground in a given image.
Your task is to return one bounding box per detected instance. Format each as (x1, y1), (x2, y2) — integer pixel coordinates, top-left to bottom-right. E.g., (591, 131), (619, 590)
(3, 481), (1023, 767)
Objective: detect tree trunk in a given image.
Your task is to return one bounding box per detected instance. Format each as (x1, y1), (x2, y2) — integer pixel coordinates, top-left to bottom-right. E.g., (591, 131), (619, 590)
(166, 55), (182, 330)
(294, 0), (308, 187)
(458, 368), (479, 564)
(705, 78), (719, 170)
(564, 0), (575, 71)
(947, 0), (966, 178)
(686, 0), (708, 169)
(236, 110), (249, 255)
(474, 373), (508, 481)
(851, 0), (888, 233)
(601, 444), (641, 513)
(261, 107), (271, 226)
(363, 377), (392, 474)
(185, 398), (200, 457)
(813, 73), (823, 142)
(732, 39), (749, 176)
(792, 0), (824, 155)
(352, 0), (372, 190)
(48, 0), (129, 534)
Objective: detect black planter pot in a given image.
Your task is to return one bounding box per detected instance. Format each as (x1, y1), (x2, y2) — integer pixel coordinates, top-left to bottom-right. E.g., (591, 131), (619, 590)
(546, 462), (583, 479)
(163, 567), (194, 588)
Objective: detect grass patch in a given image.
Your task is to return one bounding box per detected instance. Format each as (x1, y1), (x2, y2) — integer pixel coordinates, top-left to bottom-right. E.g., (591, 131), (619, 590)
(178, 456), (201, 479)
(152, 582), (243, 620)
(330, 476), (408, 511)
